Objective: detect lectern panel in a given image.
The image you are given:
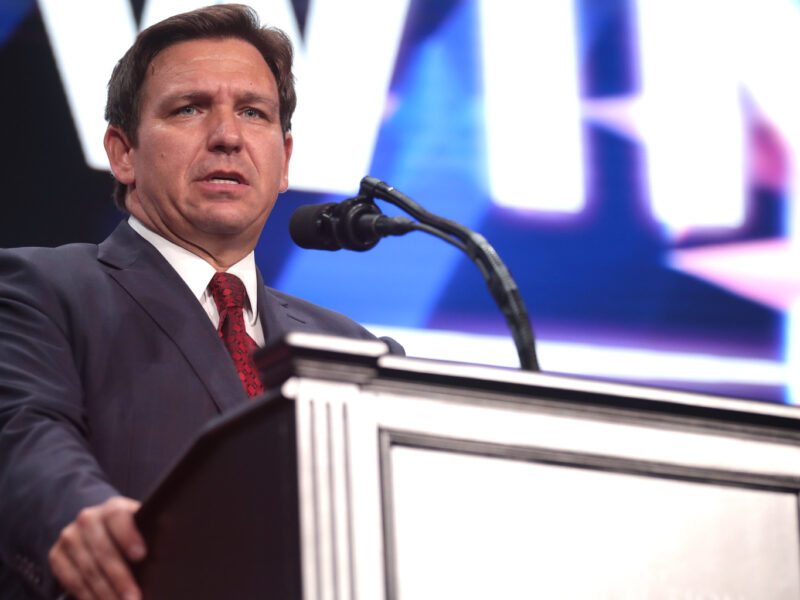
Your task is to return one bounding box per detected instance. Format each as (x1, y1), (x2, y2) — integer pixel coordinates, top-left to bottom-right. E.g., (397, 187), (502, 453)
(388, 445), (800, 599)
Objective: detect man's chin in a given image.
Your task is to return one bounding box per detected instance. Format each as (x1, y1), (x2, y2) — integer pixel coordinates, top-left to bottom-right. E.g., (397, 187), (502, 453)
(191, 210), (267, 239)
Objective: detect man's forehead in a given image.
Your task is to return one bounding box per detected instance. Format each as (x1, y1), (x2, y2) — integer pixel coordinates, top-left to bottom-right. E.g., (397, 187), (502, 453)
(144, 37), (274, 88)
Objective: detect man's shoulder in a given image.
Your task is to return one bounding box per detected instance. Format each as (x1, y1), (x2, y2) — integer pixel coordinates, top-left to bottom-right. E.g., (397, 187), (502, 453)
(0, 221), (151, 287)
(0, 243), (115, 335)
(0, 242), (103, 287)
(264, 286), (369, 331)
(2, 241), (99, 264)
(262, 286), (405, 355)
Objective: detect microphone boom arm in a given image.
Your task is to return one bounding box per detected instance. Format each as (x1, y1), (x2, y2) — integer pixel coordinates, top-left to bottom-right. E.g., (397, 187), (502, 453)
(356, 177), (539, 371)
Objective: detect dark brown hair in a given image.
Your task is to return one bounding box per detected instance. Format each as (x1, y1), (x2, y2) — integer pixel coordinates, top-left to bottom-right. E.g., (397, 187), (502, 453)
(105, 4), (296, 209)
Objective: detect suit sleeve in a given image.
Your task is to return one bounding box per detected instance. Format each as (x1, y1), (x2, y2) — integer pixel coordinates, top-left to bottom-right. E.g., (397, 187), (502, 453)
(0, 250), (119, 598)
(378, 335), (405, 356)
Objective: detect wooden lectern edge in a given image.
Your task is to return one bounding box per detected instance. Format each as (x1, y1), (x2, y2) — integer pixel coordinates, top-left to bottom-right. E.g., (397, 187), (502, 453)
(133, 386), (288, 533)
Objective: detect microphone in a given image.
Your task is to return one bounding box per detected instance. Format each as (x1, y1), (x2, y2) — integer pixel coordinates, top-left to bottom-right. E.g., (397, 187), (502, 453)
(289, 175), (539, 370)
(289, 197), (413, 251)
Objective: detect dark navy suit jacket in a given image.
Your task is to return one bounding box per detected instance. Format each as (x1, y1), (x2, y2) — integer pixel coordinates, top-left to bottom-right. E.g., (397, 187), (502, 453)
(0, 221), (401, 598)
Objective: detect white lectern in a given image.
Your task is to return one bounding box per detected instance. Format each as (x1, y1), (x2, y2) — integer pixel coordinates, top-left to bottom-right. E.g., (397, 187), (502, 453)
(135, 333), (800, 599)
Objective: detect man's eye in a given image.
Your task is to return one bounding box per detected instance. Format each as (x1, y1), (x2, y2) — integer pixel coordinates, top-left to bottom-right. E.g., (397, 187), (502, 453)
(243, 108), (264, 119)
(177, 105), (197, 115)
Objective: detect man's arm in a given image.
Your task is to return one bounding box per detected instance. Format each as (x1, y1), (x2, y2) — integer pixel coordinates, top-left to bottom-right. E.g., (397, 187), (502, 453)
(0, 250), (143, 599)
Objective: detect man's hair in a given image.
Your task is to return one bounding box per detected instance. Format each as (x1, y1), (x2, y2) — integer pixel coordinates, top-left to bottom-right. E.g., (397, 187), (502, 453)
(105, 4), (296, 209)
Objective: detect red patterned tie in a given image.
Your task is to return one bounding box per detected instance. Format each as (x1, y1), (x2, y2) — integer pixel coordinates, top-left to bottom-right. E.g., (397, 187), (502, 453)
(208, 272), (264, 398)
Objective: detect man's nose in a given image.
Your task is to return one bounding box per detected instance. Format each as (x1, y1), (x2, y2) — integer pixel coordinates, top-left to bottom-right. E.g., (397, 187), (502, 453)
(207, 110), (242, 154)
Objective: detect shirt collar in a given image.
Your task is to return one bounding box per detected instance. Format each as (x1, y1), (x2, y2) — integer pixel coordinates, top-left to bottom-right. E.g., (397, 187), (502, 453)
(128, 216), (260, 323)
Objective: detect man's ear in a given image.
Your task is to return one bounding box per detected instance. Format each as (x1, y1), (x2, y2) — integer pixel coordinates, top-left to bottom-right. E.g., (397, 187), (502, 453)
(279, 131), (293, 193)
(104, 125), (135, 185)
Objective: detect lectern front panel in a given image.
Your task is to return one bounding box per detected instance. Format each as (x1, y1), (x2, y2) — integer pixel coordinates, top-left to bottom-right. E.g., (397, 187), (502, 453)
(389, 444), (800, 599)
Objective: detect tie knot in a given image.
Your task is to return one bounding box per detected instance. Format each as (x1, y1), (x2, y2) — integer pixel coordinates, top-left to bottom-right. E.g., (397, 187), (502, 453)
(208, 272), (247, 314)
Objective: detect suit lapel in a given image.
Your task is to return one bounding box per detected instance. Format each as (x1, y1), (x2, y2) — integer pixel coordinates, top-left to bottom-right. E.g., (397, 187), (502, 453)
(98, 222), (249, 413)
(255, 267), (310, 347)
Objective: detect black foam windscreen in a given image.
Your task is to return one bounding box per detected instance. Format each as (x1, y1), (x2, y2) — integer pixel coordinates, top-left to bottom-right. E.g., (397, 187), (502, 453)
(288, 202), (337, 250)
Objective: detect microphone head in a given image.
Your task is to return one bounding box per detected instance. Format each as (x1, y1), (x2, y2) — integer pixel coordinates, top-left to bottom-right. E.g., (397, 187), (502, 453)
(289, 198), (384, 252)
(289, 202), (341, 250)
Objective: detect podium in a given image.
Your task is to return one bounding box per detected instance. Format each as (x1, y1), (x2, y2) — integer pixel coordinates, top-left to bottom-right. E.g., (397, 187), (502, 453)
(135, 333), (800, 599)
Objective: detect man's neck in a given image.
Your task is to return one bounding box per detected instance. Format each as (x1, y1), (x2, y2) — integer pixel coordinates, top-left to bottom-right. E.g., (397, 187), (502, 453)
(126, 211), (256, 271)
(165, 233), (251, 272)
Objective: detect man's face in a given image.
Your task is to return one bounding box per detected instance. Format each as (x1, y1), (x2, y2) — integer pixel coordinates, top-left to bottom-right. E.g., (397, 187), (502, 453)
(111, 37), (292, 259)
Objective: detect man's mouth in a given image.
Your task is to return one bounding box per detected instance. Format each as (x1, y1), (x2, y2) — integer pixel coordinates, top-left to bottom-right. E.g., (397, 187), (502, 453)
(202, 171), (247, 185)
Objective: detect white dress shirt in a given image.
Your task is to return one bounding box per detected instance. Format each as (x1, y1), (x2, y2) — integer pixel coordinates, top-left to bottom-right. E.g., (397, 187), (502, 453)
(128, 216), (265, 346)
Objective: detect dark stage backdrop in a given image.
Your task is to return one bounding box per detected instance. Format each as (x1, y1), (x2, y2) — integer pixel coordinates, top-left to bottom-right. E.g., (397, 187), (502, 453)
(2, 0), (795, 403)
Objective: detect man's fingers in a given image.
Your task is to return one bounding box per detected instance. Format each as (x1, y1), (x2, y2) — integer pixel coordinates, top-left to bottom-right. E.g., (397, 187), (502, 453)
(103, 497), (145, 562)
(80, 506), (141, 600)
(48, 496), (146, 600)
(51, 517), (116, 600)
(49, 542), (94, 600)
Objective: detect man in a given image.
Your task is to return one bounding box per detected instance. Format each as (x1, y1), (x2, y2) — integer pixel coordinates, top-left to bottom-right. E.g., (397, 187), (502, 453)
(0, 5), (401, 599)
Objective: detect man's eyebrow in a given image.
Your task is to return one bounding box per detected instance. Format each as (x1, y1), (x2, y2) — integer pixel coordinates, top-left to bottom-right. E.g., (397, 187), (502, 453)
(158, 91), (212, 106)
(157, 90), (278, 111)
(237, 92), (279, 111)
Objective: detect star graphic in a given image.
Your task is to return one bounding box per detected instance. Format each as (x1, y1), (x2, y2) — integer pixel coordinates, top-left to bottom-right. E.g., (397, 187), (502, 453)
(583, 92), (793, 309)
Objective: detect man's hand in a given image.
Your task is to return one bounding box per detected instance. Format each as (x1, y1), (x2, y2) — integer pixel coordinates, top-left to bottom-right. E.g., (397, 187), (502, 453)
(48, 496), (146, 600)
